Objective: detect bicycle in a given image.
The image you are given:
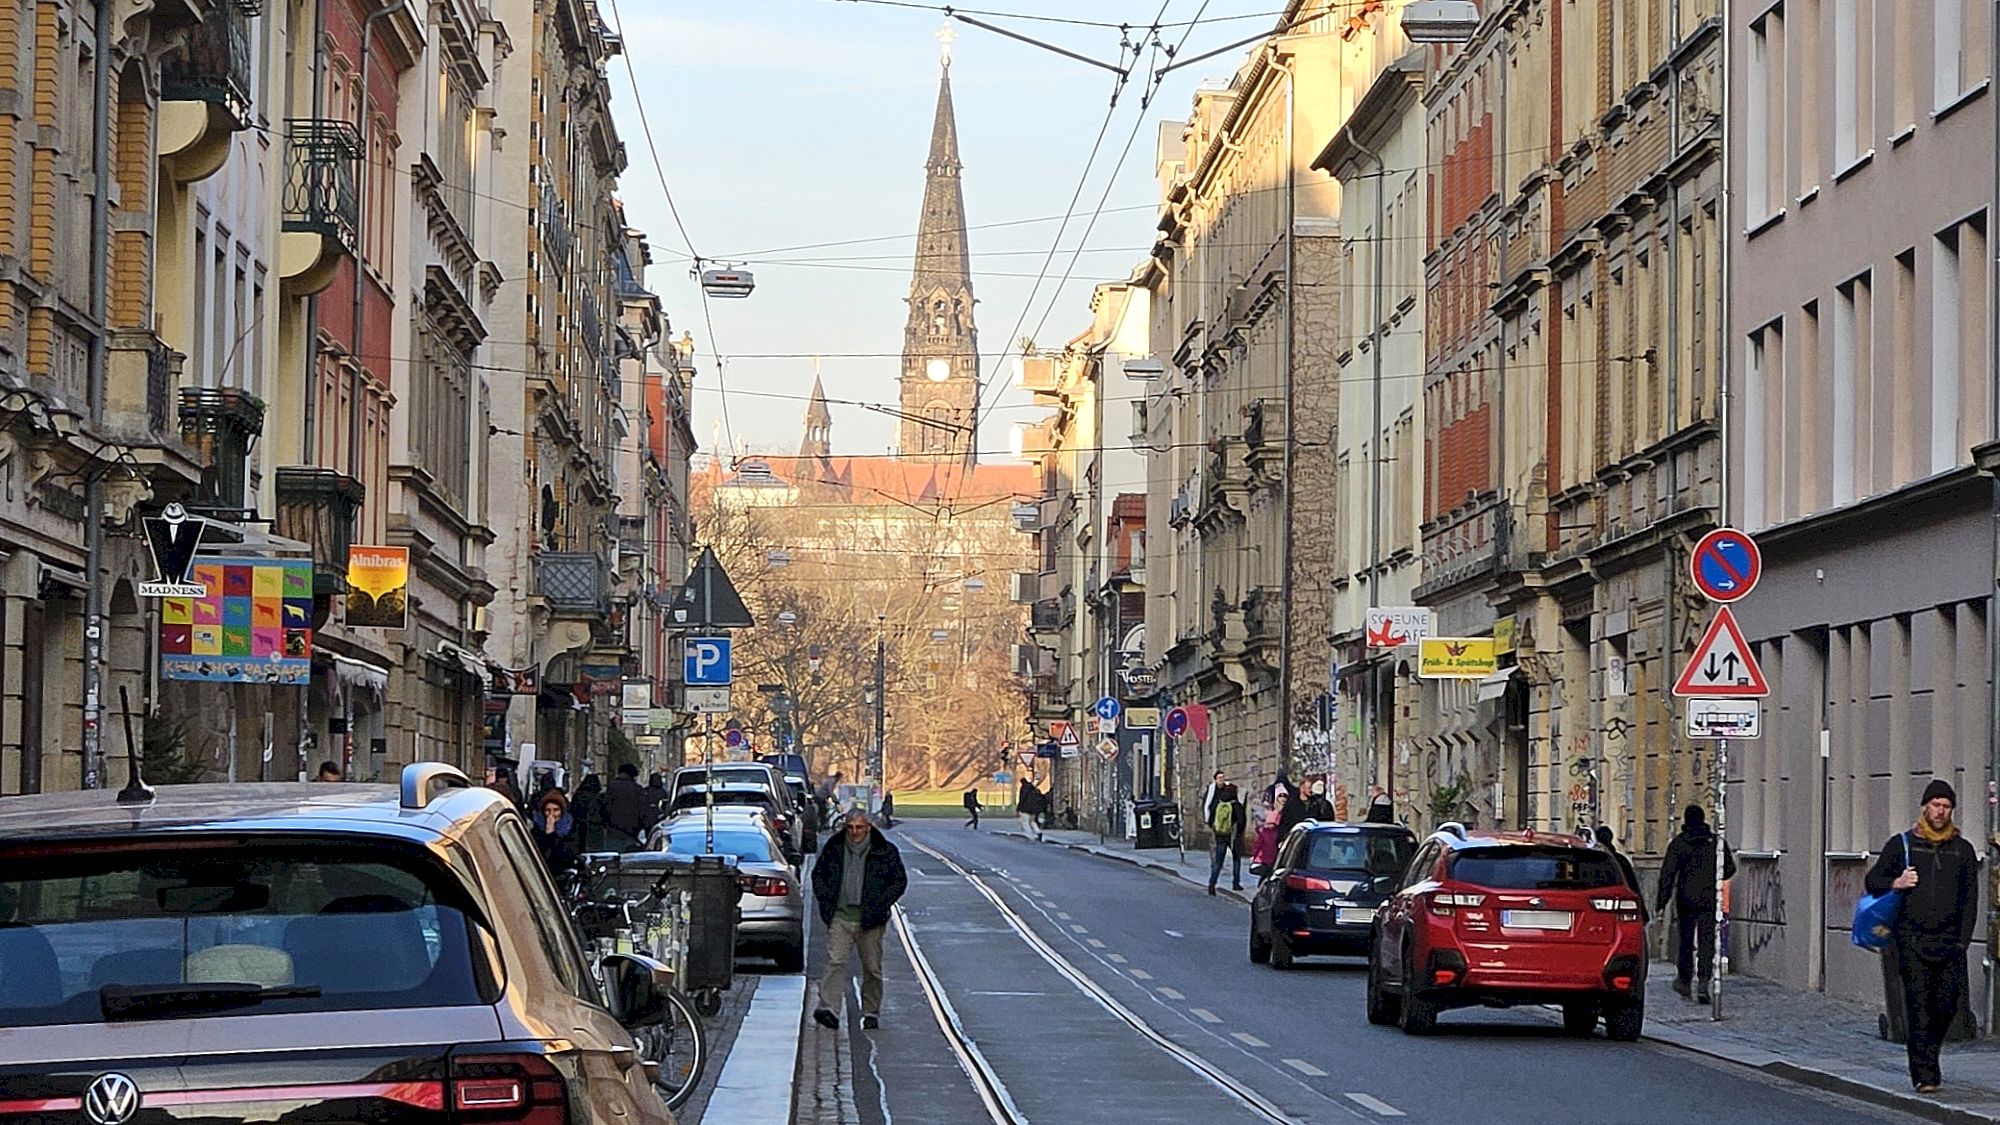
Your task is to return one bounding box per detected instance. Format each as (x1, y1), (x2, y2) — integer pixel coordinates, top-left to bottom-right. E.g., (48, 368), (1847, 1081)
(568, 858), (709, 1110)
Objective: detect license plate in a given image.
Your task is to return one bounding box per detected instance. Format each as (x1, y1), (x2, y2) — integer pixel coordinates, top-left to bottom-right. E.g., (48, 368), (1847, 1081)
(1501, 909), (1573, 929)
(1335, 907), (1377, 925)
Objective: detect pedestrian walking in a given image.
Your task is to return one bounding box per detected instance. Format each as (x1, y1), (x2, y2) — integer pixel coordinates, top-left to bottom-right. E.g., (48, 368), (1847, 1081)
(530, 790), (578, 874)
(644, 771), (671, 824)
(880, 791), (895, 828)
(571, 774), (607, 853)
(811, 808), (909, 1032)
(1655, 805), (1736, 1002)
(1276, 776), (1309, 841)
(1251, 789), (1287, 877)
(486, 761), (524, 811)
(963, 788), (981, 829)
(1302, 779), (1335, 822)
(1865, 779), (1979, 1094)
(313, 761), (342, 782)
(1202, 771), (1245, 895)
(1017, 779), (1045, 840)
(1593, 825), (1648, 920)
(1364, 790), (1395, 824)
(604, 763), (650, 847)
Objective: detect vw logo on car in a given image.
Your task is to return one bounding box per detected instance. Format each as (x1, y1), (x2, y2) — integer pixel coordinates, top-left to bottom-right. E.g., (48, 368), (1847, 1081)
(83, 1073), (141, 1125)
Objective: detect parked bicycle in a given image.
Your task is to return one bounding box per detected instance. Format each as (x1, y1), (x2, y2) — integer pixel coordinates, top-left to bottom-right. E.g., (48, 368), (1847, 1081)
(565, 855), (708, 1110)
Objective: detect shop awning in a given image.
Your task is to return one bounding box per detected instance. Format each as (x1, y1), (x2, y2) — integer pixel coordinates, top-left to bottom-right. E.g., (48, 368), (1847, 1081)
(329, 653), (389, 696)
(1475, 665), (1518, 702)
(431, 641), (489, 680)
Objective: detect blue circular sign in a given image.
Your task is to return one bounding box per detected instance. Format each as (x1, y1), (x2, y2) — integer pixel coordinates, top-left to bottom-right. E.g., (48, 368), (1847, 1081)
(1165, 707), (1189, 737)
(1093, 696), (1122, 722)
(1690, 528), (1762, 603)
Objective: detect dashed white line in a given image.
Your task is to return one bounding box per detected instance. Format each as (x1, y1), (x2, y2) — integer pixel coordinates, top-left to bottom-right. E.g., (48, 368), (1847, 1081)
(1283, 1059), (1327, 1077)
(1343, 1092), (1405, 1116)
(1128, 968), (1153, 980)
(1057, 911), (1073, 920)
(1107, 953), (1127, 963)
(1189, 1007), (1223, 1024)
(1086, 938), (1106, 948)
(1163, 929), (1185, 938)
(1069, 925), (1088, 934)
(1157, 986), (1185, 1000)
(1231, 1031), (1269, 1047)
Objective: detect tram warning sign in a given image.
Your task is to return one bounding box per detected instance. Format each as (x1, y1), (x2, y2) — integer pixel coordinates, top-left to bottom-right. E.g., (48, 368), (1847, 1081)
(1673, 606), (1770, 697)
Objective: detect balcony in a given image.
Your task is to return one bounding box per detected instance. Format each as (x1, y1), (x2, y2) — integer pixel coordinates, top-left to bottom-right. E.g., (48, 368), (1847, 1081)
(279, 120), (362, 296)
(178, 386), (265, 511)
(1243, 585), (1283, 647)
(535, 551), (612, 618)
(1029, 597), (1062, 634)
(273, 467), (365, 597)
(158, 0), (256, 182)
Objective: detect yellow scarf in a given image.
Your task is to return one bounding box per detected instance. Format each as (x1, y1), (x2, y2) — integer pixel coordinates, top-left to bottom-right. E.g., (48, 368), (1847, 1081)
(1915, 816), (1959, 844)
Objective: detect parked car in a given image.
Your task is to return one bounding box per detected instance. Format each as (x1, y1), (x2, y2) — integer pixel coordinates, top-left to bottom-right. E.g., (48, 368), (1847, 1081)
(671, 762), (788, 808)
(667, 783), (802, 861)
(1250, 821), (1416, 968)
(1367, 825), (1647, 1039)
(758, 752), (813, 786)
(784, 776), (818, 850)
(654, 810), (804, 971)
(0, 763), (679, 1122)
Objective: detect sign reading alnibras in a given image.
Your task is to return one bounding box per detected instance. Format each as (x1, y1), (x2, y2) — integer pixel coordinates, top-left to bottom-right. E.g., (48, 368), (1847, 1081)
(1418, 637), (1498, 679)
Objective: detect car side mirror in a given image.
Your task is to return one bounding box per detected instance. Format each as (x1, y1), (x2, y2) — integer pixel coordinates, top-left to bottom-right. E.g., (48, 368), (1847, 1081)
(600, 952), (675, 1028)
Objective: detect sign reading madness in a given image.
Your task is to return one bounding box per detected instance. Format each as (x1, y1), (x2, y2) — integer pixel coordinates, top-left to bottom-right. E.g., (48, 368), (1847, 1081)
(159, 558), (315, 683)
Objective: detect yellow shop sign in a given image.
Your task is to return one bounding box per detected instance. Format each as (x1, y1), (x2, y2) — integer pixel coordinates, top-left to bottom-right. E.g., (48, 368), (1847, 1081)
(1419, 637), (1498, 679)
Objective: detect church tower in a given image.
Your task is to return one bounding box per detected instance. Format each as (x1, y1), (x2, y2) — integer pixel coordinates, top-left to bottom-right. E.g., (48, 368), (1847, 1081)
(899, 28), (980, 465)
(799, 372), (832, 460)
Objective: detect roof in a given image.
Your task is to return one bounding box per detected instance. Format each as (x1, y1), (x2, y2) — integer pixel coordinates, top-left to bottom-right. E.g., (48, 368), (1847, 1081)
(786, 456), (1036, 507)
(0, 782), (507, 845)
(1298, 820), (1414, 835)
(1430, 826), (1593, 850)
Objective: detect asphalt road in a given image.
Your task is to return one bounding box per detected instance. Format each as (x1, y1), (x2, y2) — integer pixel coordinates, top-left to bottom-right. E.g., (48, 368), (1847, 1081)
(803, 821), (1933, 1125)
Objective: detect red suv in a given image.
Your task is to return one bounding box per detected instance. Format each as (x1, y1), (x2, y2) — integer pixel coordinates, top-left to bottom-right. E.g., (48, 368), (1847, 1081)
(1367, 825), (1646, 1039)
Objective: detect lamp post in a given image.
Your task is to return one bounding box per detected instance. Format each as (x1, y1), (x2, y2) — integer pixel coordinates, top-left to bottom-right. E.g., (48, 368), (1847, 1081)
(870, 613), (886, 794)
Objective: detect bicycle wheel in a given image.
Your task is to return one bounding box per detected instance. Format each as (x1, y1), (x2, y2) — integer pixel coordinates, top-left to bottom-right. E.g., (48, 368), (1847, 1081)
(639, 988), (706, 1110)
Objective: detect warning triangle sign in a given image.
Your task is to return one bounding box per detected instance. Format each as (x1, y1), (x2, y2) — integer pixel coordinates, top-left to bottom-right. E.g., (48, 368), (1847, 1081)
(1673, 606), (1770, 697)
(673, 547), (756, 629)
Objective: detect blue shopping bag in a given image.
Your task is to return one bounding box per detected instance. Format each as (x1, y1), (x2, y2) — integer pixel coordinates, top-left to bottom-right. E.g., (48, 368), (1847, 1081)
(1851, 832), (1911, 952)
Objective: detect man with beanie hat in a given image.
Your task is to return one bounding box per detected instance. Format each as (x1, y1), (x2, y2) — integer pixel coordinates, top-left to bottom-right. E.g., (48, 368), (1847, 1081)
(1656, 805), (1736, 1001)
(1865, 779), (1979, 1094)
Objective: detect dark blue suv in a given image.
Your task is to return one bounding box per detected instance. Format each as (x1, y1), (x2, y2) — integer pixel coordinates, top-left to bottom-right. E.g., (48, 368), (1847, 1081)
(1250, 821), (1416, 969)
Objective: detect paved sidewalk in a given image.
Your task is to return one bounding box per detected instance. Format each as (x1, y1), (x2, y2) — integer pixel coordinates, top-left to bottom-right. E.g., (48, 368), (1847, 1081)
(997, 822), (2000, 1125)
(682, 973), (805, 1125)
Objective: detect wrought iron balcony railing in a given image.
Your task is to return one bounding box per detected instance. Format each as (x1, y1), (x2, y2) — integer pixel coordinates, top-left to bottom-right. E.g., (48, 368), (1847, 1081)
(178, 386), (265, 511)
(273, 466), (365, 596)
(535, 551), (612, 617)
(160, 0), (254, 125)
(146, 340), (176, 436)
(282, 120), (362, 257)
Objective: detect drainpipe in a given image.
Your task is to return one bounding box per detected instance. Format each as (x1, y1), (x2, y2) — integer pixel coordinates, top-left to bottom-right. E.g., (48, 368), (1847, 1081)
(1984, 0), (2000, 1036)
(1350, 125), (1389, 828)
(1275, 49), (1298, 779)
(351, 0), (410, 478)
(79, 0), (114, 790)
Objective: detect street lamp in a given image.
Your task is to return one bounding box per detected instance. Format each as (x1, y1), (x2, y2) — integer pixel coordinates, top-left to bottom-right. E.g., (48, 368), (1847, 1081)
(870, 614), (887, 791)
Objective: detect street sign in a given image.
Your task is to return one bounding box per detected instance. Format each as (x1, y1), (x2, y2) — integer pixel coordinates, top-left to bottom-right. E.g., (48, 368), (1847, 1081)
(1096, 716), (1118, 735)
(1048, 719), (1073, 743)
(1125, 707), (1160, 730)
(139, 503), (209, 598)
(674, 546), (756, 628)
(1418, 637), (1498, 679)
(682, 687), (732, 714)
(1121, 666), (1158, 692)
(1165, 707), (1189, 737)
(685, 636), (733, 686)
(1093, 696), (1122, 722)
(1687, 697), (1763, 739)
(724, 728), (744, 749)
(1690, 528), (1763, 603)
(1673, 607), (1770, 697)
(1058, 724), (1081, 758)
(995, 771), (1013, 786)
(1017, 746), (1037, 768)
(1365, 607), (1434, 647)
(1095, 737), (1118, 762)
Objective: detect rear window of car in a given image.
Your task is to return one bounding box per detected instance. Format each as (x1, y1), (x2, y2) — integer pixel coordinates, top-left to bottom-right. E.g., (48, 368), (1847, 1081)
(1304, 832), (1412, 876)
(671, 791), (774, 813)
(661, 828), (773, 862)
(1448, 846), (1624, 891)
(0, 841), (494, 1028)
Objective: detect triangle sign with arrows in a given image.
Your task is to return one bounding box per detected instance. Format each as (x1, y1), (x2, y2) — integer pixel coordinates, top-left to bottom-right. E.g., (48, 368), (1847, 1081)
(1673, 606), (1770, 697)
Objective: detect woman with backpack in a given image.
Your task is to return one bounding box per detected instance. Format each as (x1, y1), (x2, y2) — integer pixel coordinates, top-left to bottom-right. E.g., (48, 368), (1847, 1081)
(1202, 770), (1245, 895)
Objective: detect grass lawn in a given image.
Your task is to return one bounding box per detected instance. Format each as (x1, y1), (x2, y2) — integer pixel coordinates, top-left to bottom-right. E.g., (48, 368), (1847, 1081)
(884, 787), (1019, 817)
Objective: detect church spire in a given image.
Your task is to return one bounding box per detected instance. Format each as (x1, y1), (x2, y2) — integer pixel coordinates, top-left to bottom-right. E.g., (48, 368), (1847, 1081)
(800, 368), (832, 460)
(900, 24), (980, 466)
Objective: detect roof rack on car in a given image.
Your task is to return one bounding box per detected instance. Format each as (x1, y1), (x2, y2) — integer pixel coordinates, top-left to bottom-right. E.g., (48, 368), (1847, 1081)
(401, 763), (473, 810)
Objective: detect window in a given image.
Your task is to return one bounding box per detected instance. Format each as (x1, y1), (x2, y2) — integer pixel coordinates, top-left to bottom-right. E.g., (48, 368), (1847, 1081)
(1893, 249), (1918, 479)
(1448, 846), (1625, 890)
(1935, 0), (1992, 110)
(1794, 301), (1822, 513)
(0, 843), (495, 1027)
(1797, 0), (1820, 187)
(1833, 0), (1873, 167)
(1303, 832), (1413, 876)
(415, 306), (473, 509)
(1935, 216), (1991, 469)
(496, 819), (594, 1002)
(1832, 273), (1871, 504)
(1743, 321), (1781, 529)
(1748, 10), (1785, 219)
(191, 221), (209, 387)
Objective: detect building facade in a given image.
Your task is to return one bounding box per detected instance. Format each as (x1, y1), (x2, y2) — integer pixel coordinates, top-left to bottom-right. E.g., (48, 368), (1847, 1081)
(1727, 0), (1995, 1005)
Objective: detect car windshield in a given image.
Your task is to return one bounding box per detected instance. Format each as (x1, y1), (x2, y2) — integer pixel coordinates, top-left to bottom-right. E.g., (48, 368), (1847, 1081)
(0, 841), (492, 1028)
(671, 791), (773, 812)
(661, 827), (774, 862)
(1304, 833), (1411, 876)
(1449, 846), (1625, 891)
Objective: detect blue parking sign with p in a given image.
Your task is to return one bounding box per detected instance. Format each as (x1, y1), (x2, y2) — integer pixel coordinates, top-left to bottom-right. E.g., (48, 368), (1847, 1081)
(685, 636), (732, 686)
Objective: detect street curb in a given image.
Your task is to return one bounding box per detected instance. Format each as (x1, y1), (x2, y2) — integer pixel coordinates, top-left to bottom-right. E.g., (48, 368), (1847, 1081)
(1640, 1024), (2000, 1125)
(995, 829), (1252, 905)
(705, 975), (806, 1125)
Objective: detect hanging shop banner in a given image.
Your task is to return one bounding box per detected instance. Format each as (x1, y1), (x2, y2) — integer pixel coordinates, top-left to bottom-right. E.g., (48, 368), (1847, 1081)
(345, 546), (411, 629)
(160, 558), (314, 684)
(490, 665), (541, 696)
(1418, 636), (1498, 679)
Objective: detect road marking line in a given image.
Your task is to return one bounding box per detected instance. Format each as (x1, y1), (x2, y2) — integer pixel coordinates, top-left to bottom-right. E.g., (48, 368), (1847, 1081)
(1164, 929), (1185, 938)
(1086, 938), (1106, 948)
(1157, 986), (1185, 1000)
(1107, 953), (1127, 963)
(1128, 968), (1152, 979)
(1057, 911), (1073, 920)
(1283, 1059), (1327, 1077)
(1189, 1007), (1223, 1024)
(1069, 925), (1088, 934)
(968, 990), (1047, 996)
(1343, 1093), (1404, 1116)
(1232, 1032), (1269, 1048)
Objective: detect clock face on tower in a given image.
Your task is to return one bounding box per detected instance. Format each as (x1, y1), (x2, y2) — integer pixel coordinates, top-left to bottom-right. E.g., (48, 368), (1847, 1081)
(926, 358), (951, 382)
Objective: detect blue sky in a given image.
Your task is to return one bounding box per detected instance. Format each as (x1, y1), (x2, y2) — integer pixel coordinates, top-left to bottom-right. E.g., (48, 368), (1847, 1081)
(606, 0), (1278, 463)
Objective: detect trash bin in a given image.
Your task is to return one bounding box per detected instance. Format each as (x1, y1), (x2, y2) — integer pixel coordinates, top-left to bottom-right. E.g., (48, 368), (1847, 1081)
(657, 853), (742, 996)
(1134, 799), (1180, 849)
(1877, 943), (1978, 1043)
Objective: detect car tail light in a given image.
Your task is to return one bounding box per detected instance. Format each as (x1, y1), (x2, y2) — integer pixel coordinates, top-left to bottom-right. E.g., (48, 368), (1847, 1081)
(739, 875), (789, 897)
(451, 1054), (567, 1123)
(1591, 897), (1643, 918)
(1283, 872), (1334, 892)
(1427, 892), (1486, 915)
(1432, 967), (1459, 985)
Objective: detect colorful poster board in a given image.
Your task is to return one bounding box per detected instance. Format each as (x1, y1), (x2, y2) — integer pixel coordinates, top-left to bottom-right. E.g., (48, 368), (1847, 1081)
(159, 557), (314, 684)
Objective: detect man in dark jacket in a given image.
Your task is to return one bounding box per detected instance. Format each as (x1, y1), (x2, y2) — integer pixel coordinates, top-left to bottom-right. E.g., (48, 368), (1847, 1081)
(604, 764), (649, 846)
(810, 809), (909, 1031)
(1656, 805), (1736, 1001)
(1865, 779), (1980, 1093)
(1203, 771), (1245, 895)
